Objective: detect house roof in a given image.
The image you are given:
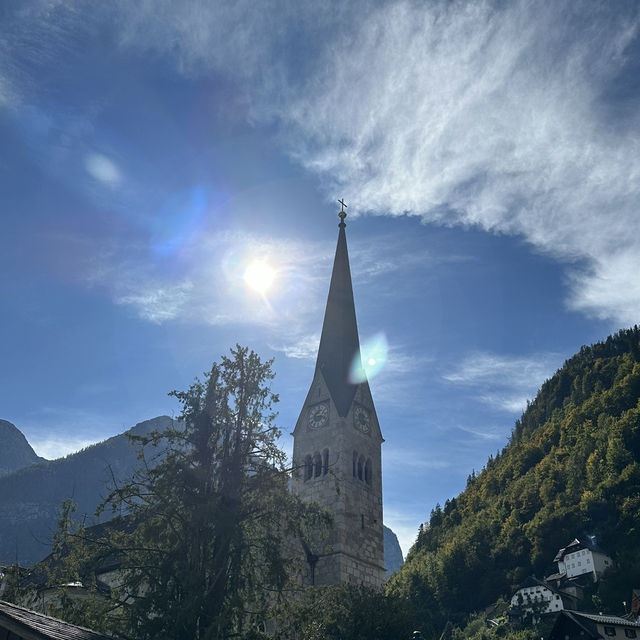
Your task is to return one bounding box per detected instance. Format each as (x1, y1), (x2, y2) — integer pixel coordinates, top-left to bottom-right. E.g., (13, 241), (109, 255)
(0, 600), (114, 639)
(554, 537), (607, 562)
(516, 576), (550, 590)
(514, 576), (564, 598)
(546, 571), (567, 582)
(565, 610), (640, 628)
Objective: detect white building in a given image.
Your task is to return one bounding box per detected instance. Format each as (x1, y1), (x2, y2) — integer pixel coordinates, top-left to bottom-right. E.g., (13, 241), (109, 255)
(554, 538), (613, 581)
(511, 577), (565, 616)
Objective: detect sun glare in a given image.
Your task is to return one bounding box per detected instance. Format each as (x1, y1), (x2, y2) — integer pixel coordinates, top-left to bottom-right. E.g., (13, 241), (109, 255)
(243, 261), (276, 294)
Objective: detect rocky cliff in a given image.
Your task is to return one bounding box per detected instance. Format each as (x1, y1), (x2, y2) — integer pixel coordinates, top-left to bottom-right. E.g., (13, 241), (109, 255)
(0, 420), (43, 476)
(384, 525), (404, 576)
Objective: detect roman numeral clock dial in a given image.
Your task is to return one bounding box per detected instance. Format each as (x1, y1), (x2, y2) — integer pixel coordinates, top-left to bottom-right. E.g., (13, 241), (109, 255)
(308, 402), (329, 429)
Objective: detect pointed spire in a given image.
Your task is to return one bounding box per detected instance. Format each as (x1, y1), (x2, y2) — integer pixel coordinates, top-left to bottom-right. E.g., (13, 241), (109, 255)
(315, 201), (363, 417)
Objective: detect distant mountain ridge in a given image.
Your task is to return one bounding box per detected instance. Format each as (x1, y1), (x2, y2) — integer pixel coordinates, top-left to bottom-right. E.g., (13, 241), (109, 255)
(0, 416), (404, 573)
(0, 420), (44, 476)
(0, 416), (173, 566)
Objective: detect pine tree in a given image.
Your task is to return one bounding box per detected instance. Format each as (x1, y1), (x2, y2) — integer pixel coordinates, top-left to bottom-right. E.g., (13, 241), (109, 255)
(34, 346), (328, 639)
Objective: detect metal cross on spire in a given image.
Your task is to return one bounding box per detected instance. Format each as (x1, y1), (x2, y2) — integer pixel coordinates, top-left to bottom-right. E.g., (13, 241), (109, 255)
(338, 198), (348, 222)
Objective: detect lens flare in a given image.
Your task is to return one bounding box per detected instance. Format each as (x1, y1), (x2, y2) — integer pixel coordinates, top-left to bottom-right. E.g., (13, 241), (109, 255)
(243, 261), (276, 294)
(151, 186), (208, 258)
(349, 332), (388, 383)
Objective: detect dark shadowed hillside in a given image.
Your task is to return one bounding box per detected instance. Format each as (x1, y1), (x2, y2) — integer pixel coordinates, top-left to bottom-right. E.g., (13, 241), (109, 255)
(0, 420), (44, 476)
(0, 416), (173, 566)
(388, 327), (640, 637)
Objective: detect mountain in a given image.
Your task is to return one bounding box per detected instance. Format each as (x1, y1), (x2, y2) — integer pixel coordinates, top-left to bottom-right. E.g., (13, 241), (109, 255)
(384, 525), (404, 576)
(0, 416), (173, 566)
(0, 416), (405, 572)
(0, 420), (43, 476)
(388, 327), (640, 636)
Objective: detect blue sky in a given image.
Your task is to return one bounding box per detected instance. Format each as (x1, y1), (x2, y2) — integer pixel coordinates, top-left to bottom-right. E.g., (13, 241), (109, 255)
(1, 1), (639, 556)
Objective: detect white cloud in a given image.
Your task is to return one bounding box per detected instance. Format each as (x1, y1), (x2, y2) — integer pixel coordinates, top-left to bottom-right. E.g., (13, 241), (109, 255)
(28, 436), (96, 460)
(83, 229), (331, 350)
(277, 1), (640, 327)
(443, 351), (560, 412)
(6, 1), (640, 326)
(107, 0), (640, 327)
(271, 333), (320, 360)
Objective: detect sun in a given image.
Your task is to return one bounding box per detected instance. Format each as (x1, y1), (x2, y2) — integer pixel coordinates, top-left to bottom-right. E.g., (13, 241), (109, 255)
(243, 261), (276, 294)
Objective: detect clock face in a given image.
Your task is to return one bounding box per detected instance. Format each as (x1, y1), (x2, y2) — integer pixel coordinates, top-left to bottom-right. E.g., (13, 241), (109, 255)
(354, 406), (371, 433)
(308, 402), (329, 429)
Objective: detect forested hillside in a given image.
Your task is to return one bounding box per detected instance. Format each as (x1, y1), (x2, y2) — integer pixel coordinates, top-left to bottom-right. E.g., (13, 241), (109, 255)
(388, 327), (640, 636)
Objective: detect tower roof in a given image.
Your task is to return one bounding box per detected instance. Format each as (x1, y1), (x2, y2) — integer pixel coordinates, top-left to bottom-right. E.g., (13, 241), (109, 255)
(315, 209), (362, 417)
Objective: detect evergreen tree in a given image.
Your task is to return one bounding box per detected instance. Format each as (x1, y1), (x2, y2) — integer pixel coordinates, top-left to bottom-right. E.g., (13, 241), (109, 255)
(31, 346), (328, 639)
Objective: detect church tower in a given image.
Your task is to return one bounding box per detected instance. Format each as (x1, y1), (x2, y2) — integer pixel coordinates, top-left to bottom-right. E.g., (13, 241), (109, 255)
(292, 203), (385, 589)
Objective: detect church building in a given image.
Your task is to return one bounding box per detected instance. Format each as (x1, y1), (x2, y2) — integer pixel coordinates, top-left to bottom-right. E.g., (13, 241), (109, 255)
(291, 203), (386, 589)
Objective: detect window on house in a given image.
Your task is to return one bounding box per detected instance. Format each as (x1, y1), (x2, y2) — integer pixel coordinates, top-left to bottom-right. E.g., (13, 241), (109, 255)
(314, 453), (322, 478)
(304, 455), (313, 481)
(604, 627), (616, 636)
(624, 630), (637, 638)
(323, 449), (329, 475)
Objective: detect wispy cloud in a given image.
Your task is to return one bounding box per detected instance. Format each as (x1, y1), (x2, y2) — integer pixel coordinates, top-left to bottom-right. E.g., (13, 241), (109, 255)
(453, 424), (503, 442)
(443, 351), (560, 412)
(5, 1), (640, 326)
(80, 229), (332, 352)
(367, 345), (433, 407)
(114, 0), (640, 327)
(383, 446), (452, 473)
(270, 333), (320, 360)
(277, 1), (640, 327)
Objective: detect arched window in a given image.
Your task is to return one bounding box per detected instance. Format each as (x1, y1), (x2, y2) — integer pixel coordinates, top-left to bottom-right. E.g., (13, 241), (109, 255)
(357, 455), (364, 481)
(323, 449), (329, 475)
(353, 451), (358, 477)
(304, 455), (313, 481)
(314, 453), (322, 478)
(364, 458), (372, 486)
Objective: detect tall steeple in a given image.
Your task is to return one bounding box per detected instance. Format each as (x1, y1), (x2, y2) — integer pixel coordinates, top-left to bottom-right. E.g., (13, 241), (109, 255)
(291, 200), (385, 590)
(315, 204), (362, 417)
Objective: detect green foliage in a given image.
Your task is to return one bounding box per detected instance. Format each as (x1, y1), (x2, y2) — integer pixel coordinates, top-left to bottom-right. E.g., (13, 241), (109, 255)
(390, 326), (640, 636)
(274, 584), (413, 640)
(16, 346), (329, 640)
